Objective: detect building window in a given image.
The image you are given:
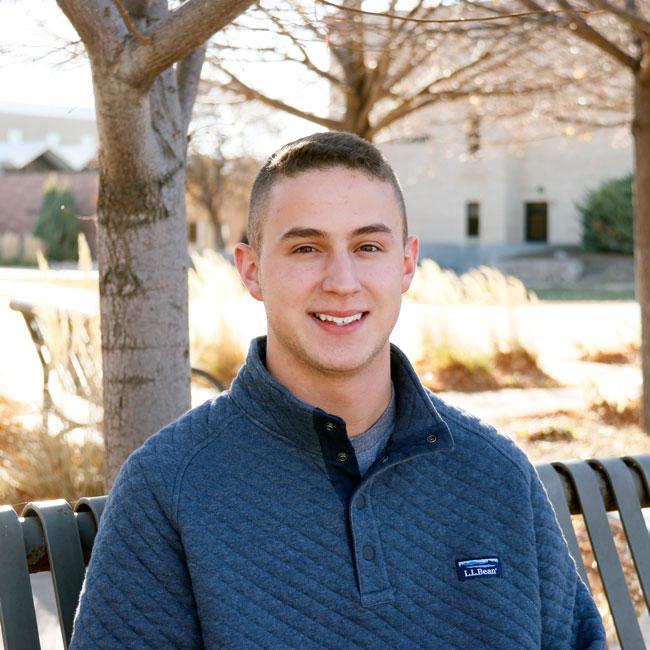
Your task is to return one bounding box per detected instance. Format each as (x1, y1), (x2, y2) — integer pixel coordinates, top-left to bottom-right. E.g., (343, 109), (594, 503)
(46, 132), (61, 147)
(7, 129), (22, 144)
(188, 222), (197, 244)
(525, 202), (548, 242)
(466, 202), (480, 238)
(465, 113), (481, 156)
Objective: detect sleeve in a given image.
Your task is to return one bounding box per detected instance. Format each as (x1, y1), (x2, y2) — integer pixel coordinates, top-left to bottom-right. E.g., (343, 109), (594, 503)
(69, 447), (203, 649)
(530, 469), (606, 650)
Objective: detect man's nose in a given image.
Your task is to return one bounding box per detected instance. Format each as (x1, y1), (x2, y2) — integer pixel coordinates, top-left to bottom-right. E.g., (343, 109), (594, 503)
(321, 251), (361, 294)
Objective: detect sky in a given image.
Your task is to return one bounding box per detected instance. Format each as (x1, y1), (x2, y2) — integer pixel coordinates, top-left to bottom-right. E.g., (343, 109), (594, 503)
(0, 0), (95, 111)
(0, 0), (331, 156)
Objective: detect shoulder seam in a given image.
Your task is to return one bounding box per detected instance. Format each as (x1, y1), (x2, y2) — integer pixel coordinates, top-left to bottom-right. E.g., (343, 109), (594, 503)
(431, 395), (531, 482)
(171, 404), (240, 526)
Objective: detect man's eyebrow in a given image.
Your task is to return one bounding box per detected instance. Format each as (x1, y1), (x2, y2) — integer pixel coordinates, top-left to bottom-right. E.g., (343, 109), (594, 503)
(280, 223), (394, 241)
(351, 224), (393, 237)
(280, 227), (326, 240)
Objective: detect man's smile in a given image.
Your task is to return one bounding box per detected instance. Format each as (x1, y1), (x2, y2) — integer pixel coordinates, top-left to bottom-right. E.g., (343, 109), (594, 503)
(310, 310), (369, 330)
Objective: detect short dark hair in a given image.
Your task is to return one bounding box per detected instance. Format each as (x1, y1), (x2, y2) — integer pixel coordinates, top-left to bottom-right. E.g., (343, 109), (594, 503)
(248, 131), (407, 250)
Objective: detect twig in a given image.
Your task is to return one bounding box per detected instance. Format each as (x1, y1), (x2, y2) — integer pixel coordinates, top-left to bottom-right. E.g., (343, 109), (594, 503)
(315, 0), (603, 24)
(112, 0), (152, 45)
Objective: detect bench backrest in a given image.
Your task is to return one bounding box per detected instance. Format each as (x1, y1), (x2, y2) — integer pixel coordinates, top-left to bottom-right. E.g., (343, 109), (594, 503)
(536, 455), (650, 649)
(0, 496), (106, 650)
(1, 456), (649, 649)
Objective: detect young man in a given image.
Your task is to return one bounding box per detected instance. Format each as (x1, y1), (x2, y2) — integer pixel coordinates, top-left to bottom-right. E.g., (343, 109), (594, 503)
(70, 132), (605, 648)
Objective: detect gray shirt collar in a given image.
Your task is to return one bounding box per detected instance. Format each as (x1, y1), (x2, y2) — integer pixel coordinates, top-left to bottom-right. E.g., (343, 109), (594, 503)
(228, 336), (454, 473)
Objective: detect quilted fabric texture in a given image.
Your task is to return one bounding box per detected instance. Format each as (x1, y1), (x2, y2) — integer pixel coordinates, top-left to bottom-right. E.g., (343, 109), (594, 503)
(69, 337), (606, 649)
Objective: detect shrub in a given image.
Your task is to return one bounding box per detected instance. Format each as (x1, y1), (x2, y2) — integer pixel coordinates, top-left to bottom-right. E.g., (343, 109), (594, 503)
(33, 180), (82, 261)
(579, 174), (633, 254)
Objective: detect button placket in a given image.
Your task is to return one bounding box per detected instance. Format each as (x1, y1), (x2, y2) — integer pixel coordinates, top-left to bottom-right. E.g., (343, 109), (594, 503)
(349, 486), (395, 606)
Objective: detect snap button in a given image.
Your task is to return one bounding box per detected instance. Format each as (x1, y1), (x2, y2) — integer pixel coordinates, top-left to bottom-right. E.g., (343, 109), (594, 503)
(363, 545), (375, 561)
(426, 434), (437, 444)
(357, 494), (366, 509)
(324, 421), (335, 432)
(337, 451), (348, 462)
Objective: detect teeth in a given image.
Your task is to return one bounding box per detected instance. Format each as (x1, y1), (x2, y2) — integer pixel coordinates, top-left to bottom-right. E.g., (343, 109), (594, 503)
(315, 312), (363, 325)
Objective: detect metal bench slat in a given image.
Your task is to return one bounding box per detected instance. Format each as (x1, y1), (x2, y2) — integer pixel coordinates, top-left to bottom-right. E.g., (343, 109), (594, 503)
(593, 458), (650, 612)
(21, 500), (86, 650)
(536, 463), (589, 587)
(557, 460), (646, 650)
(0, 506), (41, 650)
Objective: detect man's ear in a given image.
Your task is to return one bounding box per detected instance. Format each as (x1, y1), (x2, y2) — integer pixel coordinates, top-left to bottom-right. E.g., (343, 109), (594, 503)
(234, 243), (263, 301)
(401, 235), (419, 294)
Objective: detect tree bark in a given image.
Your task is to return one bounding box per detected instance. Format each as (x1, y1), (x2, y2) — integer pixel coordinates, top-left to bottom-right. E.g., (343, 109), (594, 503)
(632, 66), (650, 431)
(93, 69), (192, 485)
(56, 0), (254, 486)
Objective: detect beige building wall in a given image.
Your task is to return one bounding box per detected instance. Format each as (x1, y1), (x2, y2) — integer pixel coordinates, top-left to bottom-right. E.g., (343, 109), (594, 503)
(380, 126), (632, 250)
(0, 103), (97, 146)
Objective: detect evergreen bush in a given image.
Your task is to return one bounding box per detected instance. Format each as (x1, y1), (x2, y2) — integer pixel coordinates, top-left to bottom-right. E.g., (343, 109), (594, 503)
(579, 174), (633, 254)
(33, 180), (81, 261)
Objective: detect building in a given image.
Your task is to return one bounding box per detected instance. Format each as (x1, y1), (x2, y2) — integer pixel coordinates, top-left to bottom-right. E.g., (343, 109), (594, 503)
(0, 103), (250, 258)
(380, 126), (633, 272)
(0, 102), (99, 261)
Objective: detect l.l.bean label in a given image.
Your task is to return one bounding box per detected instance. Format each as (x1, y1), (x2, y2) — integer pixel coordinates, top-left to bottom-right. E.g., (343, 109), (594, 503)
(455, 557), (502, 581)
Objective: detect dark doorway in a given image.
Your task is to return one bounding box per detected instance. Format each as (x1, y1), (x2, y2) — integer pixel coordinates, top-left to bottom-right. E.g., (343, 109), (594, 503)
(525, 202), (548, 242)
(466, 202), (480, 238)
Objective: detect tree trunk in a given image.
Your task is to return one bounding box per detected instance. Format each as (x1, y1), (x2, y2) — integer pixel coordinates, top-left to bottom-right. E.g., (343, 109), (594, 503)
(94, 71), (191, 485)
(209, 210), (227, 250)
(632, 69), (650, 432)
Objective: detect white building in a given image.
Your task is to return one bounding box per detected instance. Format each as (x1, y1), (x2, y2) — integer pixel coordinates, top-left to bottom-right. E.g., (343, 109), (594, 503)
(0, 102), (98, 172)
(380, 126), (633, 271)
(0, 103), (99, 261)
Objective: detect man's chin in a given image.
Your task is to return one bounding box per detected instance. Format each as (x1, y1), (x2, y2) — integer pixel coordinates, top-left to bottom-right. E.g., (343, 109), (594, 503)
(305, 348), (386, 377)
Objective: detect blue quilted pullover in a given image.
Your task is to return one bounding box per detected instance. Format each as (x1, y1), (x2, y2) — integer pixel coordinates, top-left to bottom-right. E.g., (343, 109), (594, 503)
(70, 337), (605, 648)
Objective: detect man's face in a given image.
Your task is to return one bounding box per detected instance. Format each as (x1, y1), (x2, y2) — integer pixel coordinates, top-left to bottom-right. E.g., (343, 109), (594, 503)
(235, 166), (418, 378)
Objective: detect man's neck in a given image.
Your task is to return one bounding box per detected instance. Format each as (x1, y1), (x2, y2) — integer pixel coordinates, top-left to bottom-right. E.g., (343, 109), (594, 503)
(265, 343), (393, 438)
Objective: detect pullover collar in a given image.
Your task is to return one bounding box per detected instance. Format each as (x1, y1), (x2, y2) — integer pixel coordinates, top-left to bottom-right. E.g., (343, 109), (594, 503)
(229, 336), (453, 475)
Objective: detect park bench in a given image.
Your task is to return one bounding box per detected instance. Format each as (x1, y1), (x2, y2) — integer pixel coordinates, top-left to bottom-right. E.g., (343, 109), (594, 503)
(1, 456), (650, 649)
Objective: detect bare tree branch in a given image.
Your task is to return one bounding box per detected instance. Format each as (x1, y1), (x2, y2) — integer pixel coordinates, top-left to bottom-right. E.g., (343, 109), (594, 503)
(316, 0), (603, 24)
(120, 0), (256, 87)
(592, 0), (650, 34)
(177, 45), (207, 131)
(521, 0), (639, 69)
(56, 0), (127, 55)
(219, 67), (343, 130)
(256, 4), (345, 88)
(113, 0), (152, 43)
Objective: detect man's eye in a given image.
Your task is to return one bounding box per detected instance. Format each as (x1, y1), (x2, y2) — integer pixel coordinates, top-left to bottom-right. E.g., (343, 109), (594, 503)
(294, 245), (317, 254)
(358, 244), (381, 253)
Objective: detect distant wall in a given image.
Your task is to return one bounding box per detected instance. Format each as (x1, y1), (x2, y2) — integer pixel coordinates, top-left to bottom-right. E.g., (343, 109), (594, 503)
(380, 127), (633, 267)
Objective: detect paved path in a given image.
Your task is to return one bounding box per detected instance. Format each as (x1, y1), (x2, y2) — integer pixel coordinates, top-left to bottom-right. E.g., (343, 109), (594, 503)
(0, 573), (63, 650)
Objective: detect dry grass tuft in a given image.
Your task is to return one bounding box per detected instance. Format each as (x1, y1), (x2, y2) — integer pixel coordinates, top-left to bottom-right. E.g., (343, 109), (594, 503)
(592, 394), (641, 427)
(417, 348), (557, 393)
(493, 348), (558, 389)
(577, 340), (640, 365)
(406, 260), (537, 305)
(0, 396), (105, 509)
(418, 358), (499, 393)
(188, 250), (248, 388)
(526, 426), (575, 443)
(408, 261), (549, 391)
